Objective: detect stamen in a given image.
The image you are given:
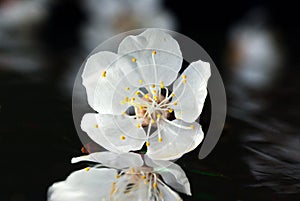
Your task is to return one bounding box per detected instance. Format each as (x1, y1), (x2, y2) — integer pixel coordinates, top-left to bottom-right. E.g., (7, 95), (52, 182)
(159, 81), (165, 88)
(125, 87), (130, 91)
(174, 101), (178, 106)
(95, 124), (98, 128)
(131, 58), (137, 62)
(146, 141), (150, 147)
(182, 74), (187, 79)
(101, 70), (107, 77)
(135, 91), (140, 95)
(158, 137), (163, 142)
(151, 84), (155, 88)
(156, 114), (161, 119)
(152, 182), (157, 189)
(139, 79), (143, 84)
(151, 119), (155, 124)
(154, 96), (158, 101)
(168, 108), (173, 113)
(190, 125), (195, 129)
(120, 135), (126, 140)
(85, 167), (90, 172)
(171, 93), (175, 97)
(144, 94), (149, 99)
(162, 118), (194, 130)
(152, 50), (157, 55)
(152, 90), (157, 94)
(131, 97), (135, 102)
(142, 175), (146, 179)
(136, 123), (141, 128)
(115, 174), (120, 179)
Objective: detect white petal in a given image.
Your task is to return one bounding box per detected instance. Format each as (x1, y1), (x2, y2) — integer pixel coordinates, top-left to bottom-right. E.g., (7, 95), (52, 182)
(71, 152), (144, 169)
(117, 29), (183, 87)
(48, 168), (117, 201)
(158, 181), (183, 201)
(82, 51), (117, 112)
(147, 119), (204, 160)
(83, 51), (137, 114)
(81, 113), (145, 153)
(172, 60), (211, 123)
(119, 28), (182, 57)
(144, 155), (191, 195)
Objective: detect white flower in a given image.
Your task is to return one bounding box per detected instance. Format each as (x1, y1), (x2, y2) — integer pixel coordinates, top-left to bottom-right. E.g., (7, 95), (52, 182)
(48, 152), (191, 201)
(82, 28), (211, 160)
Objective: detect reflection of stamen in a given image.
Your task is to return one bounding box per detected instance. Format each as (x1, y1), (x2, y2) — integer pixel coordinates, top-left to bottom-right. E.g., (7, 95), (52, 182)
(120, 135), (126, 140)
(95, 124), (98, 128)
(85, 167), (90, 172)
(131, 58), (137, 62)
(138, 79), (143, 84)
(101, 70), (107, 77)
(125, 87), (130, 91)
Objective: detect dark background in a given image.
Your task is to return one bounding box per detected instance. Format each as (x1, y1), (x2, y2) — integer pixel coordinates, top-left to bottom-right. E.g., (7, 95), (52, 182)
(1, 0), (300, 200)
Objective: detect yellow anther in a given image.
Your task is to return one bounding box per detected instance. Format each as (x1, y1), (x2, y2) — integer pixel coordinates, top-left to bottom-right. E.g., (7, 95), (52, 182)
(154, 96), (158, 101)
(183, 79), (187, 84)
(95, 124), (98, 128)
(116, 174), (120, 179)
(139, 79), (143, 84)
(144, 94), (149, 99)
(152, 50), (157, 55)
(120, 135), (126, 140)
(130, 168), (135, 174)
(182, 74), (187, 79)
(137, 123), (141, 128)
(142, 175), (146, 179)
(171, 93), (175, 97)
(139, 106), (144, 110)
(190, 125), (195, 129)
(159, 81), (165, 88)
(125, 87), (130, 91)
(168, 108), (173, 113)
(135, 91), (141, 95)
(122, 111), (126, 116)
(152, 90), (157, 94)
(132, 58), (137, 62)
(151, 84), (155, 88)
(156, 114), (161, 119)
(144, 180), (148, 185)
(146, 141), (150, 147)
(101, 70), (107, 77)
(158, 137), (163, 142)
(85, 167), (90, 172)
(152, 182), (157, 189)
(131, 97), (135, 102)
(151, 119), (155, 124)
(124, 97), (129, 102)
(174, 101), (178, 106)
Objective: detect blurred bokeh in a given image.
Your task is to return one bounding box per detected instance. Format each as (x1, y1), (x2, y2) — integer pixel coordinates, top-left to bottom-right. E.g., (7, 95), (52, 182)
(1, 0), (299, 200)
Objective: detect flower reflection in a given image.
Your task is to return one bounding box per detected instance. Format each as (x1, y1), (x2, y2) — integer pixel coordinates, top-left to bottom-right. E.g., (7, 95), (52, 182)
(48, 152), (191, 200)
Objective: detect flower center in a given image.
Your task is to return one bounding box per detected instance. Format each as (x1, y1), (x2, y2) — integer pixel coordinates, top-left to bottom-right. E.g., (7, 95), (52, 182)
(108, 167), (162, 201)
